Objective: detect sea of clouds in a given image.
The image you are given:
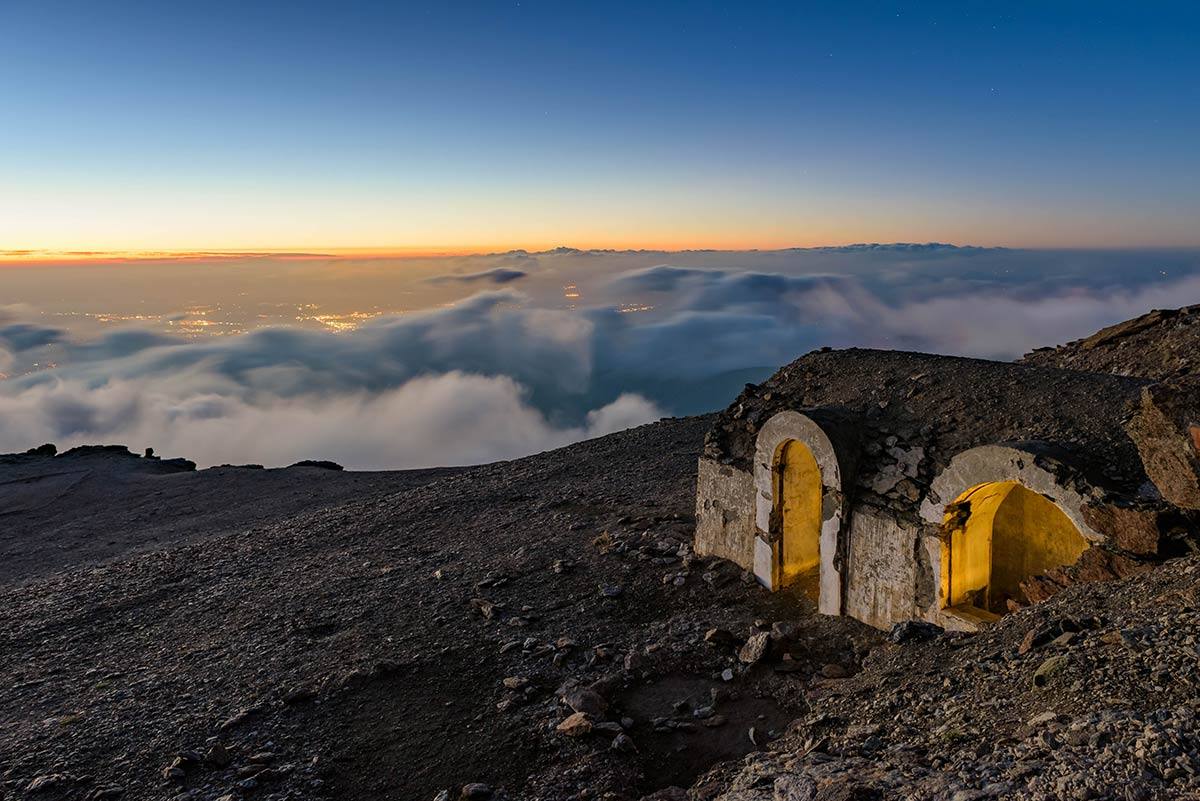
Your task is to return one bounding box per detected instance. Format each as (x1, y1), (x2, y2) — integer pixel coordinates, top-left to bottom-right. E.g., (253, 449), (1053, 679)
(2, 245), (1199, 468)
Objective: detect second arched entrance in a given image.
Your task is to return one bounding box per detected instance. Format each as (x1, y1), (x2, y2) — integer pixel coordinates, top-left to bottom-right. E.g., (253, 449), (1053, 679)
(942, 480), (1089, 619)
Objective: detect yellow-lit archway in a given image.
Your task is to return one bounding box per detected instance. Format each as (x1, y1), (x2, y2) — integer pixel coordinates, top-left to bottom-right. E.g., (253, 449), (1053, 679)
(773, 439), (823, 599)
(941, 481), (1089, 618)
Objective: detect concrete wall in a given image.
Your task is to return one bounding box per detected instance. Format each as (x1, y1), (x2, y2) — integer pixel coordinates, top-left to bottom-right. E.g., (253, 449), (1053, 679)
(842, 508), (924, 628)
(695, 457), (756, 571)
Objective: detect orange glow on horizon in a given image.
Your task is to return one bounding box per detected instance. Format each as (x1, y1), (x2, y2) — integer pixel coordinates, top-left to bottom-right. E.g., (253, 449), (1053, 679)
(0, 235), (986, 266)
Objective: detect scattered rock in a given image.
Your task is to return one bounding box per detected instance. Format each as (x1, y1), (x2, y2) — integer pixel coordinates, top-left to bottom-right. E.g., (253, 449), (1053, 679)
(640, 788), (688, 801)
(770, 621), (798, 643)
(774, 774), (817, 801)
(289, 459), (344, 471)
(282, 684), (317, 704)
(556, 712), (594, 737)
(205, 742), (233, 767)
(471, 598), (497, 619)
(1033, 655), (1069, 687)
(563, 687), (607, 717)
(26, 774), (70, 793)
(889, 620), (944, 644)
(86, 788), (125, 801)
(611, 733), (636, 753)
(739, 632), (771, 664)
(1019, 624), (1060, 654)
(705, 628), (739, 648)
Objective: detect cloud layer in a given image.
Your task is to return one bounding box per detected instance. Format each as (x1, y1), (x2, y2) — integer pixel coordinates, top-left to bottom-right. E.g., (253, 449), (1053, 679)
(427, 266), (528, 285)
(0, 369), (657, 470)
(2, 246), (1199, 468)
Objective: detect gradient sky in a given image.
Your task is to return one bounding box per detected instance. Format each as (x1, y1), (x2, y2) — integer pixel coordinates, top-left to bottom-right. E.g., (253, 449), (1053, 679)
(3, 1), (1198, 253)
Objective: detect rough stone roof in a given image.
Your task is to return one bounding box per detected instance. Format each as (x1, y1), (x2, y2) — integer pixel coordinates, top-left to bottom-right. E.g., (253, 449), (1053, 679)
(704, 348), (1155, 512)
(1020, 305), (1200, 379)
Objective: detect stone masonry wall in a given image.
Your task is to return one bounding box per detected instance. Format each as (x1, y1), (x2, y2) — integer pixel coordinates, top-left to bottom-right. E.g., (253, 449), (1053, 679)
(694, 457), (755, 571)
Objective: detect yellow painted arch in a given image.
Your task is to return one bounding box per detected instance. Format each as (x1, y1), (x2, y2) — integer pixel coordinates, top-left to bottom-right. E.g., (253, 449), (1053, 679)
(773, 439), (823, 599)
(941, 481), (1088, 615)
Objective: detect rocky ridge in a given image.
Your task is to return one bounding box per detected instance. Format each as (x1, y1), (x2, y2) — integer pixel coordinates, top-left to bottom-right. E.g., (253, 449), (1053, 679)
(1021, 304), (1200, 379)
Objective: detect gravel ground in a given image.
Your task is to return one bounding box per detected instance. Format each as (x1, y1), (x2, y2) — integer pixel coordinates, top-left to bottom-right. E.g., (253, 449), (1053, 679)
(4, 413), (1199, 801)
(696, 553), (1200, 801)
(0, 416), (877, 801)
(0, 445), (457, 585)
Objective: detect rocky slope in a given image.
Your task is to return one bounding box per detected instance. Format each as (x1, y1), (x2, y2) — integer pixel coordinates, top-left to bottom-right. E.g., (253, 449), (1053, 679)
(696, 551), (1200, 801)
(1021, 304), (1200, 379)
(7, 416), (1198, 801)
(0, 444), (457, 585)
(0, 417), (879, 801)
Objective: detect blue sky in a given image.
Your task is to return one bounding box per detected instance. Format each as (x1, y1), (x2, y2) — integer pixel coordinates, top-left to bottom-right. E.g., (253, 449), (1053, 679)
(2, 1), (1199, 250)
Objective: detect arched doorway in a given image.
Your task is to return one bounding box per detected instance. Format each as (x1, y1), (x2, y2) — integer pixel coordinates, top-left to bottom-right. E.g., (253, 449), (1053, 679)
(753, 410), (844, 615)
(942, 481), (1089, 618)
(773, 439), (823, 600)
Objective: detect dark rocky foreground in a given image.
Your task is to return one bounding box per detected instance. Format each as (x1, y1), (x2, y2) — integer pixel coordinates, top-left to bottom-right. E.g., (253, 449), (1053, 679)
(0, 417), (878, 801)
(698, 553), (1200, 801)
(2, 412), (1200, 800)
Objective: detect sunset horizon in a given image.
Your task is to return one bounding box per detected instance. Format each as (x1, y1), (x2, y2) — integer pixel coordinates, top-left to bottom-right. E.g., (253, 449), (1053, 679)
(8, 240), (1200, 267)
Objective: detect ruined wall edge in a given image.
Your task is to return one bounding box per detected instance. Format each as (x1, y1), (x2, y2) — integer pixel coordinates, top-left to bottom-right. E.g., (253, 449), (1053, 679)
(695, 457), (756, 571)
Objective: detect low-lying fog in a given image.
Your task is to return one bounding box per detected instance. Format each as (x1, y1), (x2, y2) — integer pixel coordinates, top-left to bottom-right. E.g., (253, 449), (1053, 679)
(2, 245), (1197, 468)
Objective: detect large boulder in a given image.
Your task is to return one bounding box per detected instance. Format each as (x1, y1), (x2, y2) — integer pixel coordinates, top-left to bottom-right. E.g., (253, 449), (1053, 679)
(1126, 377), (1200, 509)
